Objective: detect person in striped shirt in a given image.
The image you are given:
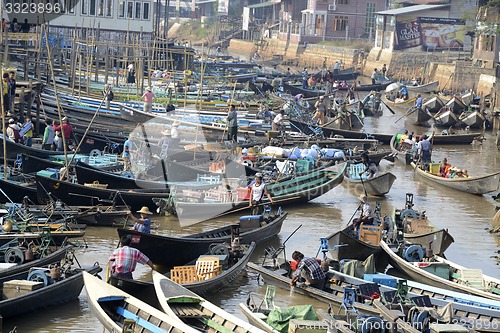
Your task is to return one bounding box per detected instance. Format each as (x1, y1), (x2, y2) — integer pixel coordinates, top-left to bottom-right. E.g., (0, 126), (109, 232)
(289, 251), (326, 289)
(109, 235), (155, 279)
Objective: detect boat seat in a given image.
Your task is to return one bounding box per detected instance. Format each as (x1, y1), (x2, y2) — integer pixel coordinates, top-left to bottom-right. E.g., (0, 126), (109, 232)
(454, 269), (486, 290)
(169, 304), (210, 319)
(195, 257), (222, 281)
(116, 306), (167, 333)
(170, 265), (198, 284)
(381, 290), (397, 304)
(410, 295), (432, 307)
(357, 283), (381, 300)
(349, 163), (366, 180)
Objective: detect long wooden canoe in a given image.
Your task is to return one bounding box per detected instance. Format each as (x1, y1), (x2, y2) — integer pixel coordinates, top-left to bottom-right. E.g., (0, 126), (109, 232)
(83, 272), (199, 333)
(380, 240), (500, 301)
(117, 211), (286, 268)
(407, 80), (439, 94)
(344, 163), (396, 196)
(0, 263), (101, 319)
(153, 271), (265, 333)
(172, 164), (346, 226)
(411, 162), (500, 195)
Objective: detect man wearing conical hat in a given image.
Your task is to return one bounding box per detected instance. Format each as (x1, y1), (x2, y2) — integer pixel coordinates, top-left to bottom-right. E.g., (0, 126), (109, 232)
(128, 206), (153, 233)
(352, 195), (374, 234)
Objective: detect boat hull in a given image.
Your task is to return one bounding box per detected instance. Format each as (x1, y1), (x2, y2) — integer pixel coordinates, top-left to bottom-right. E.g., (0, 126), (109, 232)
(411, 162), (500, 195)
(346, 172), (397, 196)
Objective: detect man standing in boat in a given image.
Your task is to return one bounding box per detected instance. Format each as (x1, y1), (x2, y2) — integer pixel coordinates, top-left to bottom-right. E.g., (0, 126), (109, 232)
(53, 117), (73, 152)
(142, 87), (155, 113)
(103, 84), (114, 111)
(109, 235), (155, 280)
(227, 105), (238, 142)
(417, 133), (433, 165)
(249, 173), (273, 215)
(415, 94), (423, 110)
(289, 251), (326, 289)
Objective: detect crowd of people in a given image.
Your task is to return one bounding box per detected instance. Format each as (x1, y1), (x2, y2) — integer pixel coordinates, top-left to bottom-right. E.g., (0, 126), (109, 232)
(2, 18), (31, 33)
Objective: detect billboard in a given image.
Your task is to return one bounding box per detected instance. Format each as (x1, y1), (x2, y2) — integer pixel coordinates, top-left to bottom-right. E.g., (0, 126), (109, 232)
(242, 7), (250, 31)
(393, 16), (466, 51)
(420, 17), (465, 51)
(394, 19), (422, 50)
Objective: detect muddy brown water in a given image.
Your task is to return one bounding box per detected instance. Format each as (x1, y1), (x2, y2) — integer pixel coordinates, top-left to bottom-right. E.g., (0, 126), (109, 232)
(3, 109), (499, 332)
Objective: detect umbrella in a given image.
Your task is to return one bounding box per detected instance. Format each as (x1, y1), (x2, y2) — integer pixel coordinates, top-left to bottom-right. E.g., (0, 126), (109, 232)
(385, 82), (400, 92)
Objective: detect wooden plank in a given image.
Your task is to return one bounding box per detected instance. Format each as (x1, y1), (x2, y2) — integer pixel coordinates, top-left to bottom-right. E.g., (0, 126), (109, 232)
(117, 306), (167, 333)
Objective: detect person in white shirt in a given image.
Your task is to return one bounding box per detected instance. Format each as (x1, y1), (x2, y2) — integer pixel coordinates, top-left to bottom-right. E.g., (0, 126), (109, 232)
(352, 195), (374, 233)
(248, 173), (273, 215)
(272, 110), (285, 131)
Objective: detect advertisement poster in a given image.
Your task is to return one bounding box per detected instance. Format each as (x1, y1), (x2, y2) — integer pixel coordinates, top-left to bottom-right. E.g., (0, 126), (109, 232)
(419, 17), (465, 51)
(242, 7), (250, 31)
(394, 19), (421, 50)
(218, 0), (229, 15)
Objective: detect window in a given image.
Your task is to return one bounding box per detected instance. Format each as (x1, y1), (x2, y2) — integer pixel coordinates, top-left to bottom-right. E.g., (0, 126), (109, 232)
(135, 1), (141, 19)
(105, 0), (112, 16)
(365, 3), (376, 34)
(119, 0), (125, 17)
(66, 0), (76, 13)
(127, 1), (134, 18)
(97, 0), (104, 16)
(143, 2), (150, 20)
(81, 0), (88, 14)
(333, 16), (348, 31)
(338, 0), (349, 4)
(89, 0), (96, 15)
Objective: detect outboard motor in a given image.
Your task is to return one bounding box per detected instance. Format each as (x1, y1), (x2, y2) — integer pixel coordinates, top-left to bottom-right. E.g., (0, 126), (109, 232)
(356, 315), (386, 333)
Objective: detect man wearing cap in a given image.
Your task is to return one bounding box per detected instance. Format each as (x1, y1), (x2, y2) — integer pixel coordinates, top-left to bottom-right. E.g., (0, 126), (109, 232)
(6, 118), (23, 143)
(128, 206), (153, 233)
(109, 235), (155, 280)
(53, 117), (73, 151)
(142, 87), (155, 113)
(352, 195), (374, 234)
(249, 173), (273, 215)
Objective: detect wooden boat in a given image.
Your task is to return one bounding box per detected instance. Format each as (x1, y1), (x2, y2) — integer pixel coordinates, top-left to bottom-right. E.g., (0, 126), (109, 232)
(380, 240), (500, 301)
(117, 210), (287, 268)
(312, 67), (360, 82)
(0, 135), (66, 159)
(171, 164), (346, 225)
(410, 162), (500, 195)
(0, 174), (39, 203)
(422, 96), (445, 113)
(460, 110), (486, 129)
(74, 162), (168, 190)
(35, 174), (171, 211)
(445, 97), (466, 114)
(0, 245), (73, 282)
(246, 262), (380, 316)
(108, 242), (256, 301)
(413, 107), (433, 125)
(328, 193), (454, 266)
(344, 163), (396, 196)
(153, 271), (265, 333)
(289, 119), (394, 144)
(281, 83), (327, 99)
(460, 91), (474, 106)
(433, 108), (458, 127)
(330, 269), (500, 331)
(0, 262), (101, 319)
(83, 272), (199, 333)
(406, 80), (439, 93)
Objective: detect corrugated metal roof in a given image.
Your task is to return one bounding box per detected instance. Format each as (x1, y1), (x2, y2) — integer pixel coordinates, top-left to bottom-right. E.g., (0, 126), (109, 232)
(376, 4), (449, 16)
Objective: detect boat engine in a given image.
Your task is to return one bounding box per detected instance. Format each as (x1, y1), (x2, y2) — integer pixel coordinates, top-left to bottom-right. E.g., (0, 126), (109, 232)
(27, 269), (55, 286)
(356, 315), (386, 333)
(402, 244), (425, 262)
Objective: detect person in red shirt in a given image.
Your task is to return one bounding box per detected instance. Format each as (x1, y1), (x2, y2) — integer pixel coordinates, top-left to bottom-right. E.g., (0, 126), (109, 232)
(53, 117), (73, 151)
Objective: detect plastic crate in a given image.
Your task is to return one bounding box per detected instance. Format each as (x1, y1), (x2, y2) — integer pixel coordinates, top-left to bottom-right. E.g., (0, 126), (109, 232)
(429, 163), (440, 175)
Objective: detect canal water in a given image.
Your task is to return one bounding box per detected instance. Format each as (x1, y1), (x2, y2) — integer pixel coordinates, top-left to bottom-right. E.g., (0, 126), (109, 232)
(3, 109), (499, 332)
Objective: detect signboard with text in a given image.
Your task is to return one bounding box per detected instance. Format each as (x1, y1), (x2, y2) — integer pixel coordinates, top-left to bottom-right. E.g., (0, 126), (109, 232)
(394, 19), (421, 50)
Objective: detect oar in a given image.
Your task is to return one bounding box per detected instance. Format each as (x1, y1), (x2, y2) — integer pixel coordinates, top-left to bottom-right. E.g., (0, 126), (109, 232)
(221, 196), (302, 216)
(346, 202), (362, 227)
(395, 107), (416, 123)
(380, 98), (395, 115)
(359, 173), (368, 197)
